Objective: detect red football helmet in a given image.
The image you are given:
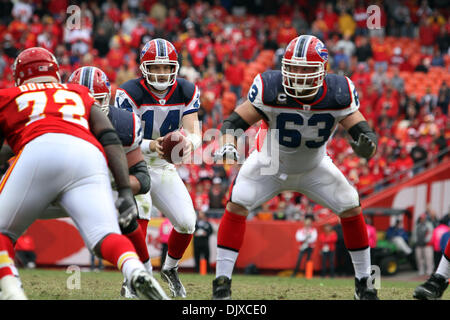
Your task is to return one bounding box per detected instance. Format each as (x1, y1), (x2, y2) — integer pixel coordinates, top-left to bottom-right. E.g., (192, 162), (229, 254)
(139, 38), (179, 91)
(68, 66), (111, 113)
(282, 35), (329, 99)
(13, 47), (61, 86)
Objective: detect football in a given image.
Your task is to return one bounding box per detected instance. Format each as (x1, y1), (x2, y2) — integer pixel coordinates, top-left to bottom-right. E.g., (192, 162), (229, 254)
(161, 131), (188, 164)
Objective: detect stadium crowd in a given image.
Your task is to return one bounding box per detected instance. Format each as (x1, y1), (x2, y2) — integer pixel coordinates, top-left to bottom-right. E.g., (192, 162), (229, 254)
(0, 0), (448, 221)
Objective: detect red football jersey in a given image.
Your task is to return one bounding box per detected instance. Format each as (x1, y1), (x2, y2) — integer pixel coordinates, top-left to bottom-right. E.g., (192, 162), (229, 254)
(0, 82), (104, 155)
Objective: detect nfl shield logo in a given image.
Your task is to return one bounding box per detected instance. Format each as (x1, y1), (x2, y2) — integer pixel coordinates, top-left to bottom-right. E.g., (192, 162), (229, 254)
(159, 99), (166, 105)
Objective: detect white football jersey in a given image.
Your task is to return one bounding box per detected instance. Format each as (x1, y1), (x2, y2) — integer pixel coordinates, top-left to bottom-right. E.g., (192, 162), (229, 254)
(250, 70), (359, 174)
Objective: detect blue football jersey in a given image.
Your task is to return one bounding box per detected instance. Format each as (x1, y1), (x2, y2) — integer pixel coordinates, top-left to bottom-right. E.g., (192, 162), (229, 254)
(107, 105), (143, 154)
(114, 77), (200, 141)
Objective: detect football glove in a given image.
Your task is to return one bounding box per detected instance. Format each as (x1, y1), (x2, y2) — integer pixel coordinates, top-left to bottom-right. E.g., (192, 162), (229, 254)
(213, 143), (239, 163)
(116, 188), (138, 230)
(350, 133), (376, 160)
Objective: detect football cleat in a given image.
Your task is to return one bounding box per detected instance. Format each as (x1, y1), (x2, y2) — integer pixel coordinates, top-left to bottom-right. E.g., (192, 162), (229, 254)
(413, 273), (449, 300)
(0, 275), (27, 300)
(120, 279), (138, 299)
(354, 277), (379, 300)
(130, 270), (170, 300)
(212, 276), (232, 300)
(160, 267), (186, 298)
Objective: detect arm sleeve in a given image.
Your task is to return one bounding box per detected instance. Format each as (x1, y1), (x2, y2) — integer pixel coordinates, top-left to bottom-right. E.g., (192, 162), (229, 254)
(183, 85), (201, 116)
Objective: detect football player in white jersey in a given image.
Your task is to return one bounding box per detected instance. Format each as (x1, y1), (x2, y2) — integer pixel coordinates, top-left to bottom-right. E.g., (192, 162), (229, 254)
(213, 35), (379, 300)
(114, 38), (202, 298)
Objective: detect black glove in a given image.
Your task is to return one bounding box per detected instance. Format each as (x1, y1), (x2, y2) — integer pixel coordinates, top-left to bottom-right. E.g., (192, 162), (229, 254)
(115, 188), (138, 230)
(350, 133), (376, 160)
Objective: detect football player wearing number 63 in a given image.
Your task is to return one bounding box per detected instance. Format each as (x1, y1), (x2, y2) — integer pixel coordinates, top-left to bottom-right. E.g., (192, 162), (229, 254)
(0, 47), (169, 300)
(212, 35), (379, 300)
(114, 38), (202, 298)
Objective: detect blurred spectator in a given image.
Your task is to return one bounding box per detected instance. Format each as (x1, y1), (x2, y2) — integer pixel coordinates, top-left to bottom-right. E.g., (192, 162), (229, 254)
(390, 47), (405, 67)
(410, 142), (428, 174)
(355, 33), (372, 64)
(386, 219), (413, 256)
(390, 67), (405, 93)
(375, 86), (399, 118)
(366, 216), (377, 248)
(292, 216), (317, 277)
(353, 1), (368, 36)
(12, 0), (33, 24)
(193, 180), (210, 213)
(419, 17), (437, 55)
(150, 0), (168, 24)
(430, 216), (450, 268)
(335, 32), (356, 60)
(224, 55), (245, 100)
(193, 211), (213, 273)
(208, 177), (226, 210)
(319, 223), (338, 278)
(179, 58), (201, 83)
(338, 10), (356, 37)
(412, 213), (434, 276)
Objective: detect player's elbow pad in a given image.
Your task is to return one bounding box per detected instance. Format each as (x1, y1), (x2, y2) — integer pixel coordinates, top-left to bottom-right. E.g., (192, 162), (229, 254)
(220, 111), (250, 136)
(96, 128), (122, 147)
(129, 160), (151, 194)
(348, 121), (378, 146)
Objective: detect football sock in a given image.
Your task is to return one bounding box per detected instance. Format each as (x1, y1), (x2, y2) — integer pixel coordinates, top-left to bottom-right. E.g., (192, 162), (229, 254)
(144, 260), (153, 276)
(340, 213), (371, 280)
(165, 229), (193, 264)
(216, 208), (247, 279)
(436, 241), (450, 279)
(138, 219), (149, 241)
(0, 234), (16, 279)
(216, 248), (239, 279)
(100, 233), (144, 280)
(124, 226), (150, 263)
(163, 254), (179, 270)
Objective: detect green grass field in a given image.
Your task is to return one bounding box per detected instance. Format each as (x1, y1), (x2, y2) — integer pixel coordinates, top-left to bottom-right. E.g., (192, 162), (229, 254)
(17, 268), (450, 300)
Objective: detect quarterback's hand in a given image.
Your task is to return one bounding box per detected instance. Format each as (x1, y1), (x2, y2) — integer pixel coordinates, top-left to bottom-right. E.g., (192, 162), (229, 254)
(350, 133), (376, 160)
(115, 188), (138, 229)
(213, 143), (239, 163)
(150, 137), (164, 158)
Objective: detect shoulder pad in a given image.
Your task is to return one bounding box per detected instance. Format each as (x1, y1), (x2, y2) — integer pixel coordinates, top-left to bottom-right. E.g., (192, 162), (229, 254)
(326, 74), (352, 107)
(119, 79), (145, 106)
(175, 77), (196, 104)
(259, 70), (283, 104)
(107, 106), (135, 147)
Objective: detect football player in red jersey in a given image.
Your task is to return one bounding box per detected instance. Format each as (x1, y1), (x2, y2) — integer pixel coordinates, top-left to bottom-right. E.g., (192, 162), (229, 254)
(212, 35), (379, 300)
(67, 66), (152, 298)
(0, 47), (169, 300)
